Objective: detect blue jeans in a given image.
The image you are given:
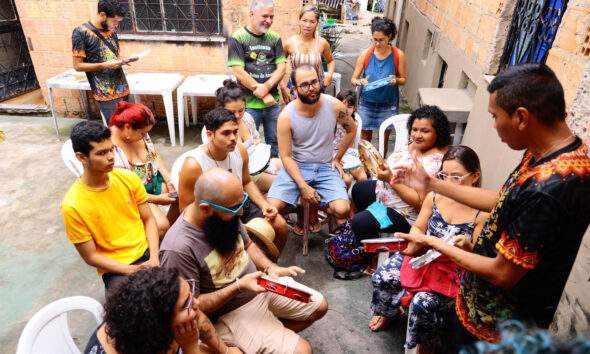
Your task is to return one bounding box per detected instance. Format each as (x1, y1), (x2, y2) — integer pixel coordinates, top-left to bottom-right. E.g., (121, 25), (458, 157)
(247, 105), (281, 157)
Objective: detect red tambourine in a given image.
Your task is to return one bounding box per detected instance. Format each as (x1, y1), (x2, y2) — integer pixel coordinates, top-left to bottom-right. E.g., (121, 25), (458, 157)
(257, 276), (312, 303)
(361, 237), (408, 253)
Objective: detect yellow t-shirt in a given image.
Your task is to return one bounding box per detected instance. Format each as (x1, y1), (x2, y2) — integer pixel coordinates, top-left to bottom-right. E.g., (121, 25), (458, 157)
(61, 168), (149, 275)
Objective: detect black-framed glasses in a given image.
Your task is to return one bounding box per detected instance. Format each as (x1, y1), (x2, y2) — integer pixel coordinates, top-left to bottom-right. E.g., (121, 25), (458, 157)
(436, 171), (471, 183)
(298, 79), (320, 91)
(185, 279), (196, 315)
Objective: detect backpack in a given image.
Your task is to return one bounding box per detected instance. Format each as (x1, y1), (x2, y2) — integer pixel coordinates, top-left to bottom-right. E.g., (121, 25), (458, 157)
(362, 45), (400, 76)
(324, 221), (369, 271)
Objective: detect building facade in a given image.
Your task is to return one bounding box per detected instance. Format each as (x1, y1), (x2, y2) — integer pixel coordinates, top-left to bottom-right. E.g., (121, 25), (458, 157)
(14, 0), (302, 118)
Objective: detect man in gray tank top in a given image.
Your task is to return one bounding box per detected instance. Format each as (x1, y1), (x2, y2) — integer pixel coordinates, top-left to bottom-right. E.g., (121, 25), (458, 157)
(267, 65), (357, 221)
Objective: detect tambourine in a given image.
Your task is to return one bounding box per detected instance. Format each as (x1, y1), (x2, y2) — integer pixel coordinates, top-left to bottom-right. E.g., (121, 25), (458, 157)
(360, 237), (408, 253)
(358, 140), (385, 178)
(257, 276), (313, 303)
(247, 143), (272, 175)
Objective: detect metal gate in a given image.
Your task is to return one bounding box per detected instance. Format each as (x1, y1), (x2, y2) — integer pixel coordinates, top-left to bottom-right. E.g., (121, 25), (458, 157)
(499, 0), (568, 69)
(0, 1), (39, 101)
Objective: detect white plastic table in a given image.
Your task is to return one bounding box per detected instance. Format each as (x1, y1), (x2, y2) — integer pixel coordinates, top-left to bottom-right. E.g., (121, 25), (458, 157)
(176, 74), (233, 146)
(418, 88), (473, 144)
(127, 72), (185, 146)
(46, 70), (92, 139)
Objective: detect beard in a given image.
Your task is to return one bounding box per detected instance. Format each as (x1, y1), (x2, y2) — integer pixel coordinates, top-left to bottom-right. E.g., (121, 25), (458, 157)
(298, 90), (320, 104)
(256, 23), (270, 34)
(100, 20), (109, 30)
(203, 213), (241, 256)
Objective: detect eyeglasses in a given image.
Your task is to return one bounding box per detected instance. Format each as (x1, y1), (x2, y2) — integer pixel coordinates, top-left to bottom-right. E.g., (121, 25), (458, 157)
(372, 37), (389, 44)
(436, 172), (472, 183)
(200, 192), (249, 216)
(298, 79), (320, 91)
(185, 279), (196, 315)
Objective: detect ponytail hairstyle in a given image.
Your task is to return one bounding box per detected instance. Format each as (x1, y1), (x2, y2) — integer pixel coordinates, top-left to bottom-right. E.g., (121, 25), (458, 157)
(298, 4), (320, 37)
(215, 79), (245, 107)
(370, 16), (397, 40)
(109, 101), (155, 130)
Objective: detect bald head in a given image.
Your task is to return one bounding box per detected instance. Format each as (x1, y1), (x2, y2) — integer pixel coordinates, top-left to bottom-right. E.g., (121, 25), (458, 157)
(195, 168), (243, 204)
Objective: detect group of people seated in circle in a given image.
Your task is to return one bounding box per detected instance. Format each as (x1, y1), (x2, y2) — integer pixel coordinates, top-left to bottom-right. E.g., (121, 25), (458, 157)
(60, 1), (590, 353)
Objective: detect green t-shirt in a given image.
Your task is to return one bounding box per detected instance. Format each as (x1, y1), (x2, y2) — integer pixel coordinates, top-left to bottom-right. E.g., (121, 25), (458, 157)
(227, 27), (286, 109)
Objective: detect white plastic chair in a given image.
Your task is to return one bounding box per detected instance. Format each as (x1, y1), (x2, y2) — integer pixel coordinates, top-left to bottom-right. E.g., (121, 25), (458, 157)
(61, 139), (83, 177)
(16, 296), (104, 354)
(378, 113), (411, 157)
(201, 126), (208, 144)
(353, 112), (363, 148)
(170, 149), (197, 190)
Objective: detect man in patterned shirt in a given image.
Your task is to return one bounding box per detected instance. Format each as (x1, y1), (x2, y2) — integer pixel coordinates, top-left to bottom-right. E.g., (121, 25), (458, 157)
(72, 0), (129, 124)
(394, 64), (590, 347)
(227, 0), (286, 157)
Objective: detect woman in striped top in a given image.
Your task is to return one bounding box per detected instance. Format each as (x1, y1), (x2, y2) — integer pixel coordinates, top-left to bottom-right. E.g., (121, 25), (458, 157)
(280, 5), (336, 103)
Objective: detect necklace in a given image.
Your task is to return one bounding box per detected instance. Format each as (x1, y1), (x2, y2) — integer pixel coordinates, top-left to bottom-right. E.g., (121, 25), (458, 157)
(536, 134), (575, 161)
(207, 144), (232, 173)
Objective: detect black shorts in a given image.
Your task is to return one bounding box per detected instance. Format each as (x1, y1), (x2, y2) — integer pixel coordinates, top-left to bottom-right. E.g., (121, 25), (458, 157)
(240, 199), (263, 223)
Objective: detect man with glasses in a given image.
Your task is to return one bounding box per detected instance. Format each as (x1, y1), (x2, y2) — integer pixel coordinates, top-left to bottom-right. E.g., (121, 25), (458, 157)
(175, 107), (288, 256)
(228, 0), (286, 157)
(160, 168), (328, 354)
(72, 0), (130, 123)
(267, 64), (357, 223)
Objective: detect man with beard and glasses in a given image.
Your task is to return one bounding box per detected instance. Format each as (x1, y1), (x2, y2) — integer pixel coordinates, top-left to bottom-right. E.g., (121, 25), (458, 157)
(160, 169), (328, 354)
(227, 0), (286, 158)
(173, 107), (288, 257)
(72, 0), (129, 124)
(267, 65), (356, 227)
(61, 122), (160, 295)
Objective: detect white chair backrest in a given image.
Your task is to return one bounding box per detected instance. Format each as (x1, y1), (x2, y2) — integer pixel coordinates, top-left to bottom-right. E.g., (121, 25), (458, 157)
(353, 112), (363, 148)
(61, 139), (83, 177)
(170, 149), (198, 190)
(16, 296), (103, 354)
(201, 126), (208, 144)
(378, 113), (410, 157)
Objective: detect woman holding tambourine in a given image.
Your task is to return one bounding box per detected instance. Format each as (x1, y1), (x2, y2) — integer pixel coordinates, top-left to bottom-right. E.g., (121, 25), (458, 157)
(351, 16), (407, 158)
(351, 106), (451, 255)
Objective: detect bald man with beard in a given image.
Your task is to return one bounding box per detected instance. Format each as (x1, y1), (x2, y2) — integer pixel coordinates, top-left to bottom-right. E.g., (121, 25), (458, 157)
(160, 168), (328, 354)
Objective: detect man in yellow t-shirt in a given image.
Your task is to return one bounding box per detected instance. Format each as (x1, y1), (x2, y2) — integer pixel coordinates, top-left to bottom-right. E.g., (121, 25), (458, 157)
(61, 121), (160, 293)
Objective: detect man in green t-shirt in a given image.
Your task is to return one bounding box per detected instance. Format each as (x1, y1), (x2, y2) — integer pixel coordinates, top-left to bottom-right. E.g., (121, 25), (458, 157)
(227, 0), (286, 157)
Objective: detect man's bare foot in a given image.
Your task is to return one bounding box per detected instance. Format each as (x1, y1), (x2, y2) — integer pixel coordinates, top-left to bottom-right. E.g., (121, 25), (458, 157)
(368, 315), (390, 331)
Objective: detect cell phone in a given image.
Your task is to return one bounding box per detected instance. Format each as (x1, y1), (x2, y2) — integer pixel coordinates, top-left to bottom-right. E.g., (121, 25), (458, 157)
(168, 192), (178, 199)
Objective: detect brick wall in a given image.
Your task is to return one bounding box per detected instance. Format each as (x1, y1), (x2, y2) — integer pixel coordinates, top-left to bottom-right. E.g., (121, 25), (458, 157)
(14, 0), (302, 119)
(546, 0), (590, 107)
(412, 0), (514, 73)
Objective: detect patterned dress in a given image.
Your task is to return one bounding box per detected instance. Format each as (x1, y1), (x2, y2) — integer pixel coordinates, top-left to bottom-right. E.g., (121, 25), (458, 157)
(371, 194), (478, 349)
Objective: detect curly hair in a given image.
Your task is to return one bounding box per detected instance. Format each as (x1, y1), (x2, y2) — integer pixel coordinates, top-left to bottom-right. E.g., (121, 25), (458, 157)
(104, 267), (180, 354)
(371, 16), (397, 39)
(406, 105), (451, 148)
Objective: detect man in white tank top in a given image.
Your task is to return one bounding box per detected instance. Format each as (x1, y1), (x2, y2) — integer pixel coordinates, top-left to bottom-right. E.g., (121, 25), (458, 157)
(268, 65), (357, 222)
(176, 108), (288, 256)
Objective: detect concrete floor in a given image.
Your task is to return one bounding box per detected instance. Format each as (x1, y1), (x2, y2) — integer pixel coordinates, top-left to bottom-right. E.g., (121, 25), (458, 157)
(0, 114), (405, 353)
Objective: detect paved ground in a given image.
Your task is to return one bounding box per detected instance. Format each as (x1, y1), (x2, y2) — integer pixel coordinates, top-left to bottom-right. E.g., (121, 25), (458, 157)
(0, 113), (405, 353)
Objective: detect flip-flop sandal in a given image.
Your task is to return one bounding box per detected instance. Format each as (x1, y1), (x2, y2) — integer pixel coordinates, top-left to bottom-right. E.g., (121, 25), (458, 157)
(291, 223), (321, 236)
(333, 269), (365, 280)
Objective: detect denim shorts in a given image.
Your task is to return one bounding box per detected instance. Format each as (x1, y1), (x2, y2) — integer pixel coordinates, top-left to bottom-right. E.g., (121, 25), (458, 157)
(267, 162), (349, 207)
(357, 99), (398, 130)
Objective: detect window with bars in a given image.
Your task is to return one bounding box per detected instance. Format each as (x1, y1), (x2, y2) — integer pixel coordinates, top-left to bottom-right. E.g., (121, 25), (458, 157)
(118, 0), (222, 36)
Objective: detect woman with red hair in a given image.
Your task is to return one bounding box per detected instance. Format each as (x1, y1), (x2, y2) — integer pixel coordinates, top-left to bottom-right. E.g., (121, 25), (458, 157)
(110, 101), (176, 237)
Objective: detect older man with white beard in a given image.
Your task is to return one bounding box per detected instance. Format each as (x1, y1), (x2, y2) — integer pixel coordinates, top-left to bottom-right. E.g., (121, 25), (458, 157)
(227, 0), (286, 158)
